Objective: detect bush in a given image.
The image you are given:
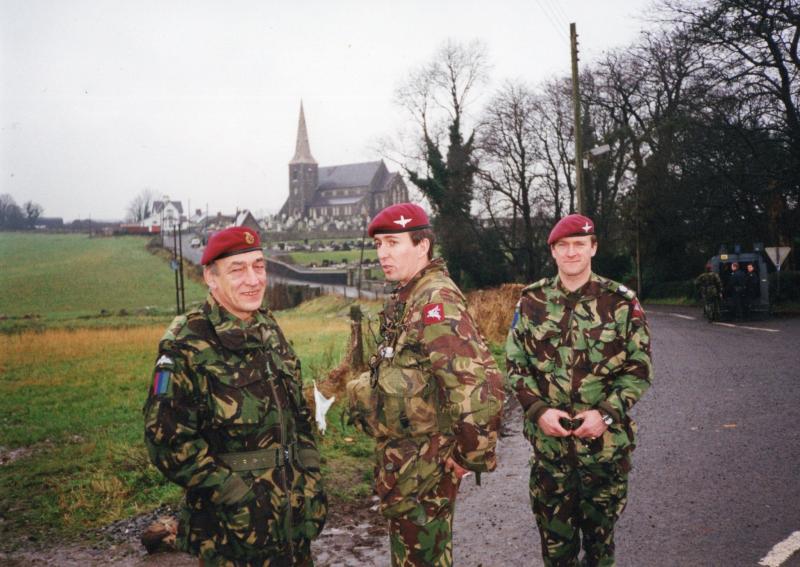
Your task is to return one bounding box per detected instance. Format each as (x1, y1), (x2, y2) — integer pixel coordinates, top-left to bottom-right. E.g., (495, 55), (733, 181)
(769, 270), (800, 303)
(645, 279), (696, 300)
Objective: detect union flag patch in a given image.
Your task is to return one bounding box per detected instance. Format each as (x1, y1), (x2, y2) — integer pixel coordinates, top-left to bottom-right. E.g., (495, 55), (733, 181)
(423, 303), (445, 325)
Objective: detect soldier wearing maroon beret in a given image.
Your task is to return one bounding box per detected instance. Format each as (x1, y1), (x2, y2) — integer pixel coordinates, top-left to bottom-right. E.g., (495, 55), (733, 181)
(506, 214), (653, 566)
(144, 225), (327, 565)
(348, 203), (504, 566)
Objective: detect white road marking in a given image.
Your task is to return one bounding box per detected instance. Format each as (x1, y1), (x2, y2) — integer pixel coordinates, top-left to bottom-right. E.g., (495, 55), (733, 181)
(759, 530), (800, 566)
(713, 322), (780, 333)
(669, 313), (696, 320)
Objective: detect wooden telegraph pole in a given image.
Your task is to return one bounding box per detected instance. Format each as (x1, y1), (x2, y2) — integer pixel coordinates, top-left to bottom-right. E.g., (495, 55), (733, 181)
(570, 23), (584, 215)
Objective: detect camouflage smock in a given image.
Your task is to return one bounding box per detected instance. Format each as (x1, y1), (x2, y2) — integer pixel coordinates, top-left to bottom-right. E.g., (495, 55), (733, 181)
(505, 273), (653, 468)
(143, 295), (327, 563)
(348, 259), (504, 519)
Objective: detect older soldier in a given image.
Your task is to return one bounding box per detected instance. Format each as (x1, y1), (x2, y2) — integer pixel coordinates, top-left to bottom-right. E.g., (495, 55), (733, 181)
(347, 203), (503, 567)
(506, 214), (652, 567)
(143, 226), (327, 566)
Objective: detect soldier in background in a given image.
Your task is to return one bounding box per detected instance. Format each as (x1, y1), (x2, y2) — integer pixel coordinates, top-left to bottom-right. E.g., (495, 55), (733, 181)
(144, 226), (327, 566)
(727, 262), (747, 320)
(695, 264), (723, 322)
(744, 263), (760, 319)
(347, 203), (503, 566)
(506, 214), (653, 567)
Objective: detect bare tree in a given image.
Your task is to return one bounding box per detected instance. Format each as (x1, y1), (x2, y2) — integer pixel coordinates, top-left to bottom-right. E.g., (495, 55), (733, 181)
(126, 189), (156, 223)
(392, 40), (507, 286)
(23, 201), (43, 228)
(477, 81), (548, 281)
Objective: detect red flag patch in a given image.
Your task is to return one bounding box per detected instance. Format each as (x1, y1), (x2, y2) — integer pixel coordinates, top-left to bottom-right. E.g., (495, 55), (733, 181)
(632, 298), (645, 317)
(423, 303), (445, 325)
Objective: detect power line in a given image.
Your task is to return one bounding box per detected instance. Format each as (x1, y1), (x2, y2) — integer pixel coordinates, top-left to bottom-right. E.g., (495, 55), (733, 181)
(542, 0), (571, 30)
(534, 0), (570, 45)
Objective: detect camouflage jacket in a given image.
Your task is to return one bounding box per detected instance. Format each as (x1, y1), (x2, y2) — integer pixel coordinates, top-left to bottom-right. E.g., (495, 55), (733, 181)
(505, 273), (652, 468)
(695, 272), (722, 298)
(143, 295), (327, 562)
(349, 259), (503, 518)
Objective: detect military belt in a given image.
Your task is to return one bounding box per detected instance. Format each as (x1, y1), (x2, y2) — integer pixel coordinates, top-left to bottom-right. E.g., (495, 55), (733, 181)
(218, 445), (320, 472)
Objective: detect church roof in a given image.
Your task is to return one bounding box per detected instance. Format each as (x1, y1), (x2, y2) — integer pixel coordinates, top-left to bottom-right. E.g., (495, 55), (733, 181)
(290, 101), (316, 165)
(318, 161), (387, 190)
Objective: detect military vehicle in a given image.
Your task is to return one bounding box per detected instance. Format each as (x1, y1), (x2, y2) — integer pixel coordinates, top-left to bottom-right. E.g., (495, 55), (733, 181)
(707, 249), (769, 319)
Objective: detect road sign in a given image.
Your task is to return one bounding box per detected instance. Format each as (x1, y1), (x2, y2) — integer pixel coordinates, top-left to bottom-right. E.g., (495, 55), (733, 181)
(764, 247), (791, 271)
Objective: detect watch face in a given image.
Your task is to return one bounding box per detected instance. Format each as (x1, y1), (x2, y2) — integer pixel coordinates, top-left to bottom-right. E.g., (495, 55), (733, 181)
(603, 415), (613, 425)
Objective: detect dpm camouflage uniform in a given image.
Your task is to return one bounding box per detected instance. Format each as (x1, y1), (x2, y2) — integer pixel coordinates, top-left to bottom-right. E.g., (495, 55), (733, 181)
(347, 258), (504, 567)
(695, 272), (722, 321)
(506, 274), (652, 567)
(144, 295), (327, 566)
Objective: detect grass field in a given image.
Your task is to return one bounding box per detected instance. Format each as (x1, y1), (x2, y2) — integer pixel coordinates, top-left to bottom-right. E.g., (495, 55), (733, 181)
(0, 233), (207, 320)
(0, 233), (378, 549)
(283, 248), (378, 267)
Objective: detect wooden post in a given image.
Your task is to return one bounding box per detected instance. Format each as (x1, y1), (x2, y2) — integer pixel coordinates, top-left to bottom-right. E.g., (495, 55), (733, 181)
(348, 304), (365, 370)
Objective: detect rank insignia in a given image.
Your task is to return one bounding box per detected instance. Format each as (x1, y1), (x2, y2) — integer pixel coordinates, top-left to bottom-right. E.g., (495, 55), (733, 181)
(423, 303), (445, 325)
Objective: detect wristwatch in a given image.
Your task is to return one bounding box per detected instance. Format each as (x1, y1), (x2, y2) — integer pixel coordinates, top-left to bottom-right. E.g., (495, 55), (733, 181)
(599, 410), (614, 426)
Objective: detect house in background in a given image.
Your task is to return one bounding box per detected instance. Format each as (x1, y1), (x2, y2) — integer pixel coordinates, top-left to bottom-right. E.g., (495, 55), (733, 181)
(141, 197), (185, 233)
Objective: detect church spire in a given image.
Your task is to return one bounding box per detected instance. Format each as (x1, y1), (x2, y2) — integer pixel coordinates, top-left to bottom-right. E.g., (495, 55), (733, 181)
(290, 100), (316, 164)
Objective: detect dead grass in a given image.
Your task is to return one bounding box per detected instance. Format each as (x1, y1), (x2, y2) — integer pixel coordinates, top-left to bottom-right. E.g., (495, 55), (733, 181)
(466, 283), (525, 344)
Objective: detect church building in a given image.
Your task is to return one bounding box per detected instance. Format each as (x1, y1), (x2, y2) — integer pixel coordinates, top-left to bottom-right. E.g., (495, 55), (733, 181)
(278, 103), (408, 222)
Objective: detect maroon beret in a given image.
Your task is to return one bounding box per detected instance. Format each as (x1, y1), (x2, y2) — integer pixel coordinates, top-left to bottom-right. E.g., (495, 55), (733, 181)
(201, 226), (262, 265)
(368, 203), (431, 237)
(547, 214), (595, 245)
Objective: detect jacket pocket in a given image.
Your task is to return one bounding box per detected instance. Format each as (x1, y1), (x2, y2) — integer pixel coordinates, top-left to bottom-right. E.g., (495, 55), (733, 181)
(202, 362), (265, 428)
(374, 438), (443, 518)
(376, 364), (438, 437)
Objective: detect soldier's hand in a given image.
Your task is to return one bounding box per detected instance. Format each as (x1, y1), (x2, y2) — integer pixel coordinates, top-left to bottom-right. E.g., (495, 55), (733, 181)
(537, 409), (572, 437)
(444, 457), (470, 480)
(572, 410), (608, 440)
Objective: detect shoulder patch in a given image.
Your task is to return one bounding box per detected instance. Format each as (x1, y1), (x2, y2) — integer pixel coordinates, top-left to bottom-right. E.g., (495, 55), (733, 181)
(603, 278), (636, 301)
(422, 303), (445, 325)
(632, 298), (645, 317)
(522, 277), (550, 294)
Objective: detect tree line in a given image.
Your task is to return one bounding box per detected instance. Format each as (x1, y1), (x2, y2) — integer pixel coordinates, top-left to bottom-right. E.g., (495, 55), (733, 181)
(0, 194), (44, 230)
(388, 0), (798, 293)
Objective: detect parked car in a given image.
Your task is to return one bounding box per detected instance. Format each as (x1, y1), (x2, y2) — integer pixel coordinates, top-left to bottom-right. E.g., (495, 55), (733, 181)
(190, 237), (202, 248)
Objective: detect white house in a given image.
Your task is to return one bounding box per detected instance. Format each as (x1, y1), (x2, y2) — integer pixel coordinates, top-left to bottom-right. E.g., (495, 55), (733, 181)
(141, 197), (185, 233)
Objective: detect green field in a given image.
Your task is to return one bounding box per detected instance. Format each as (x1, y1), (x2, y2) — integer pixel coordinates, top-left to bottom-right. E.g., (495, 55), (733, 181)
(282, 248), (378, 267)
(0, 233), (207, 320)
(0, 233), (375, 549)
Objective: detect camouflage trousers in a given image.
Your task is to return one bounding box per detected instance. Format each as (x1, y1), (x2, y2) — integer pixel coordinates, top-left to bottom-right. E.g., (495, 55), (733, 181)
(388, 469), (460, 567)
(530, 459), (628, 567)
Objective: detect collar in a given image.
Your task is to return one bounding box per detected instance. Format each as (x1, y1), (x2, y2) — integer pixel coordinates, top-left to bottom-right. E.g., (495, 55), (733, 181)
(202, 294), (272, 351)
(393, 258), (447, 302)
(554, 272), (604, 303)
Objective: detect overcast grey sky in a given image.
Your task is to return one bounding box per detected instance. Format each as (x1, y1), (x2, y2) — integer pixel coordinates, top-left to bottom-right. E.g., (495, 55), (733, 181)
(1, 0), (652, 222)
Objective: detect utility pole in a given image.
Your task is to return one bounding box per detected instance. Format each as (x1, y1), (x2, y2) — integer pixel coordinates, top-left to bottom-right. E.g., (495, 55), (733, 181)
(570, 22), (584, 215)
(356, 215), (367, 300)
